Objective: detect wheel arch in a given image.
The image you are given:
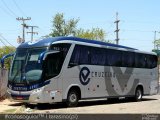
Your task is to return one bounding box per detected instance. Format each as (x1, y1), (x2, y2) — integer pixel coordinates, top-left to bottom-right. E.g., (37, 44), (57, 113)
(63, 84), (81, 100)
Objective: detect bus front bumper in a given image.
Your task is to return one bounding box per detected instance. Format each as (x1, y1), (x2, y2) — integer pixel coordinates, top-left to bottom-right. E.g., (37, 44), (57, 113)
(7, 88), (62, 104)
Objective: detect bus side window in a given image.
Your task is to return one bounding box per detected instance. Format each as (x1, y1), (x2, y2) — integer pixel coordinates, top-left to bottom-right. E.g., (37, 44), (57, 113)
(50, 43), (71, 60)
(106, 49), (122, 67)
(122, 51), (135, 67)
(69, 45), (90, 67)
(44, 53), (63, 79)
(146, 55), (152, 68)
(69, 46), (80, 67)
(90, 48), (106, 65)
(135, 53), (146, 68)
(151, 55), (157, 68)
(79, 46), (89, 65)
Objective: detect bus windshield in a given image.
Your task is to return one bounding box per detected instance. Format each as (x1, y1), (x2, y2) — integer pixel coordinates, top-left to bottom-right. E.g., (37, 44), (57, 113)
(9, 47), (46, 84)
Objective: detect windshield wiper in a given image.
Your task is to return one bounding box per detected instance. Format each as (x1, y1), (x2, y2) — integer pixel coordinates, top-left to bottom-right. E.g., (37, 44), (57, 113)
(12, 67), (22, 83)
(22, 73), (30, 85)
(12, 68), (30, 86)
(12, 60), (30, 85)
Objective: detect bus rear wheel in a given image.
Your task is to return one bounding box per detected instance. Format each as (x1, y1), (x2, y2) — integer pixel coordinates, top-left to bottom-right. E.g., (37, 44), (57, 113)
(66, 90), (79, 107)
(135, 87), (143, 101)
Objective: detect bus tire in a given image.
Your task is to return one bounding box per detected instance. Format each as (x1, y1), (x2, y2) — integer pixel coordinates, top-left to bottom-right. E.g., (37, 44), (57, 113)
(134, 87), (143, 102)
(66, 90), (79, 107)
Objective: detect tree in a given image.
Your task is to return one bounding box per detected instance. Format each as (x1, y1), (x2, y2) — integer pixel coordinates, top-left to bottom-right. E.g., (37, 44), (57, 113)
(50, 13), (114, 43)
(0, 46), (15, 69)
(50, 13), (79, 37)
(154, 39), (160, 49)
(75, 28), (106, 41)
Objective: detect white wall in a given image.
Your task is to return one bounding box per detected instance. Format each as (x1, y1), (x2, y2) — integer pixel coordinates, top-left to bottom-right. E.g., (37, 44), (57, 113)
(0, 69), (8, 98)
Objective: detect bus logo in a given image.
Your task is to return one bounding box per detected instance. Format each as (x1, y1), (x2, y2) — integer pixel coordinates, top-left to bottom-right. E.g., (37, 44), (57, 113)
(79, 67), (90, 85)
(28, 41), (38, 45)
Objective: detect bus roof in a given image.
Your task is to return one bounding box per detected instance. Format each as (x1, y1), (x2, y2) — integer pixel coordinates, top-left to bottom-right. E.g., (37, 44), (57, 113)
(18, 37), (136, 50)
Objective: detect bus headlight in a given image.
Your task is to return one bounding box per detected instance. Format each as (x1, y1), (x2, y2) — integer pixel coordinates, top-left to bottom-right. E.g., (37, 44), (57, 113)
(33, 88), (42, 93)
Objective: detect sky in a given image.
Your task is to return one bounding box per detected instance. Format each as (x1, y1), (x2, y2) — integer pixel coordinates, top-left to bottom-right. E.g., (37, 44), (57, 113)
(0, 0), (160, 52)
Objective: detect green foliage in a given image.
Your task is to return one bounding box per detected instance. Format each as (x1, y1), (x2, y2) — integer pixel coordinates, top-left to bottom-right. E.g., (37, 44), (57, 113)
(152, 49), (160, 65)
(75, 28), (115, 43)
(75, 28), (106, 41)
(50, 13), (114, 43)
(50, 13), (79, 37)
(153, 39), (160, 49)
(152, 49), (160, 56)
(0, 46), (16, 69)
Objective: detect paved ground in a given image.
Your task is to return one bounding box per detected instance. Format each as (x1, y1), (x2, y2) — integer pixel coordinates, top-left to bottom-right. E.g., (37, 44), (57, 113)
(30, 95), (160, 114)
(0, 91), (160, 114)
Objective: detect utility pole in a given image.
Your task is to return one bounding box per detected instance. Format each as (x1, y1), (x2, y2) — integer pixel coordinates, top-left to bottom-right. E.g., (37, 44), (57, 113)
(114, 12), (120, 45)
(16, 17), (31, 43)
(27, 26), (38, 41)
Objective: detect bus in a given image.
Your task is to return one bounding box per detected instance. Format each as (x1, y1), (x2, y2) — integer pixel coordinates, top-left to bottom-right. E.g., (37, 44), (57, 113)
(7, 37), (159, 107)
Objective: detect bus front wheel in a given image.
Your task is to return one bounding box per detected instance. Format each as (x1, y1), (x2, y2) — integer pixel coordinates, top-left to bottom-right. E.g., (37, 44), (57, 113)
(66, 90), (79, 107)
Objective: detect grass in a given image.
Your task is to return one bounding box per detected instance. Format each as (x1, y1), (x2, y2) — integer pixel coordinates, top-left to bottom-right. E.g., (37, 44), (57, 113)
(3, 108), (17, 113)
(0, 105), (36, 114)
(1, 105), (25, 113)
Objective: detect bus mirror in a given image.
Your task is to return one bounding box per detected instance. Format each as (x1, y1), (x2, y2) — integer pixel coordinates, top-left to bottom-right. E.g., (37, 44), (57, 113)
(38, 51), (46, 64)
(38, 51), (60, 64)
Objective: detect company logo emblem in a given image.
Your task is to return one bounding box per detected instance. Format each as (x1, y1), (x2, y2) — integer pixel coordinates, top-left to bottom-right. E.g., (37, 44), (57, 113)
(28, 41), (38, 45)
(79, 67), (90, 85)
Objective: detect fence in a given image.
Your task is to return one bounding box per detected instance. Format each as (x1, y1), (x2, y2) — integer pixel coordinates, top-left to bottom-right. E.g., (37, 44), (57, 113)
(0, 69), (8, 100)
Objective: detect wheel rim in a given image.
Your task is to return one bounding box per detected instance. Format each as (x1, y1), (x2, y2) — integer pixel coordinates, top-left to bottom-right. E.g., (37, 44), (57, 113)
(69, 93), (77, 103)
(136, 89), (142, 100)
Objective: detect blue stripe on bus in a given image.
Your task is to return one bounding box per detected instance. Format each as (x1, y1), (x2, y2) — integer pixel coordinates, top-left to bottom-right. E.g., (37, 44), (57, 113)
(18, 37), (137, 50)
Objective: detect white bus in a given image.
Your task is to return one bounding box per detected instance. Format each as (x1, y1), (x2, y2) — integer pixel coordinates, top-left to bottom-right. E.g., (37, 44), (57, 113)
(7, 37), (159, 107)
